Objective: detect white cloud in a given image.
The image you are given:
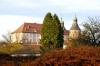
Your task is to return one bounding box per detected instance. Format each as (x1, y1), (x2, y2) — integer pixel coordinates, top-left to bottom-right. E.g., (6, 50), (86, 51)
(0, 0), (39, 9)
(47, 0), (100, 10)
(0, 0), (100, 15)
(1, 0), (100, 10)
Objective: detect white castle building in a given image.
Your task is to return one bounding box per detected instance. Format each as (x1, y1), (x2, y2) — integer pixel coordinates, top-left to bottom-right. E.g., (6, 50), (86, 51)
(11, 22), (69, 44)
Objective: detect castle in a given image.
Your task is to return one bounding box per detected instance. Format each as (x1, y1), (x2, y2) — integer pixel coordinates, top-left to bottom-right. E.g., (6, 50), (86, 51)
(11, 22), (69, 44)
(11, 16), (80, 45)
(11, 16), (81, 56)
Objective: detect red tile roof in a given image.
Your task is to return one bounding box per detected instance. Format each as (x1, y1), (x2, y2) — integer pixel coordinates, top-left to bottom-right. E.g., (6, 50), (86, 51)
(12, 22), (69, 35)
(12, 23), (42, 34)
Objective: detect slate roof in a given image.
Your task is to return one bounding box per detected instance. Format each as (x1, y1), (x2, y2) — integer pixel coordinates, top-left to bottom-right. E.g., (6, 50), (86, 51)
(70, 17), (80, 30)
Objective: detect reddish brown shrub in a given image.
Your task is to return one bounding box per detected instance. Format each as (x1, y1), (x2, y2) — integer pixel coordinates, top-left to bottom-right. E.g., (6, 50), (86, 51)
(32, 46), (100, 66)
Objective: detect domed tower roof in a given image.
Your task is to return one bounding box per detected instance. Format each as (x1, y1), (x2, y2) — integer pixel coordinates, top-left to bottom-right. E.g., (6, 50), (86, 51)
(70, 16), (80, 30)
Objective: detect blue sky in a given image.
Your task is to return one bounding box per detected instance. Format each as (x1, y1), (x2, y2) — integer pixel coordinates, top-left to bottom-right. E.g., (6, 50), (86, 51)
(0, 0), (100, 40)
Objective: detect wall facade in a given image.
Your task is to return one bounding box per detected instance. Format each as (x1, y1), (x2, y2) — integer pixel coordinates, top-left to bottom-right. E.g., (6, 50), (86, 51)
(11, 33), (41, 44)
(69, 30), (81, 39)
(11, 33), (68, 44)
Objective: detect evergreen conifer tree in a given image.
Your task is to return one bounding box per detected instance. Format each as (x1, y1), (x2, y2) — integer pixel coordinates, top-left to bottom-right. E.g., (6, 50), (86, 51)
(41, 12), (53, 48)
(41, 12), (64, 48)
(53, 14), (64, 48)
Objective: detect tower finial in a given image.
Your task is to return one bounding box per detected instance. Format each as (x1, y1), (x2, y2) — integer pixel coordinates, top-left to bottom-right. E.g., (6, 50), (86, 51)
(73, 13), (77, 22)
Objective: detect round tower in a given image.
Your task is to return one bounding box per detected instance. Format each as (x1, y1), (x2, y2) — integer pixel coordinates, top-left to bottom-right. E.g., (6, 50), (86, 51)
(69, 16), (81, 39)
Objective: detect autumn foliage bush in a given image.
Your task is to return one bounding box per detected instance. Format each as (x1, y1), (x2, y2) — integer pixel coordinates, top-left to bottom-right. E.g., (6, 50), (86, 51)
(32, 46), (100, 66)
(0, 45), (100, 66)
(0, 43), (23, 54)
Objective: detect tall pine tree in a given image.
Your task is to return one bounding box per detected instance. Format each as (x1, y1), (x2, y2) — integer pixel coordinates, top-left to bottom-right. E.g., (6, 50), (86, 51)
(41, 12), (64, 48)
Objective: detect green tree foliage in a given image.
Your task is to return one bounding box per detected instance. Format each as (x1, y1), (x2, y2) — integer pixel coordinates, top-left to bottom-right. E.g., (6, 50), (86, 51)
(41, 12), (53, 48)
(82, 17), (100, 45)
(40, 12), (63, 48)
(52, 14), (64, 48)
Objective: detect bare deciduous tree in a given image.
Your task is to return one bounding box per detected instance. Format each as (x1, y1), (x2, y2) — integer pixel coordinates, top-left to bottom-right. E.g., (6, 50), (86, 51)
(2, 32), (12, 44)
(82, 17), (100, 45)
